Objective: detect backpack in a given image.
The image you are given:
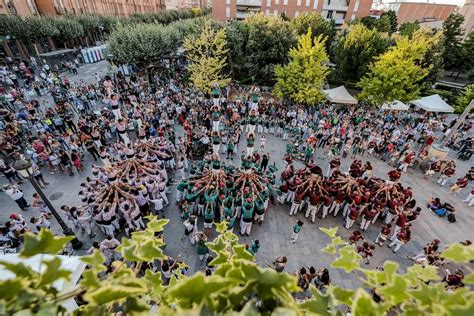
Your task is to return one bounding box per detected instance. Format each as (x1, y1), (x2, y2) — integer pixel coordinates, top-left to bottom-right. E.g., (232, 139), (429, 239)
(447, 212), (456, 223)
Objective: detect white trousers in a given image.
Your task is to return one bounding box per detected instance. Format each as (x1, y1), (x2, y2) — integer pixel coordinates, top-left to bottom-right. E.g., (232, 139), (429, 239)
(240, 221), (252, 235)
(305, 204), (319, 222)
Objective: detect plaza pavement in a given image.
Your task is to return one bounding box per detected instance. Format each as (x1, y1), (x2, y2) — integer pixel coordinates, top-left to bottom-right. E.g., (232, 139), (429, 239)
(1, 62), (472, 289)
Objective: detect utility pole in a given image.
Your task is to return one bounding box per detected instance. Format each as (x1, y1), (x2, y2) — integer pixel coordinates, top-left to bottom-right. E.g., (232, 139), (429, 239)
(441, 100), (474, 147)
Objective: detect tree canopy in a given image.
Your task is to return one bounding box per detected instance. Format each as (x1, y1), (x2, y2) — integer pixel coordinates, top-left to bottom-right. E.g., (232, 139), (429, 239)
(442, 13), (465, 71)
(290, 12), (336, 52)
(358, 36), (431, 106)
(333, 24), (389, 83)
(242, 13), (296, 86)
(183, 21), (231, 93)
(274, 30), (330, 105)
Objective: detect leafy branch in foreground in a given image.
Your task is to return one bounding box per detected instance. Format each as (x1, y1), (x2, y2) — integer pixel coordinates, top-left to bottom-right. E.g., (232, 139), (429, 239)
(0, 219), (473, 315)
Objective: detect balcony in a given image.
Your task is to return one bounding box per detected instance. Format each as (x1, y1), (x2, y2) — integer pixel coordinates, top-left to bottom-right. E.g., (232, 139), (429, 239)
(334, 18), (345, 24)
(236, 0), (262, 7)
(322, 0), (349, 11)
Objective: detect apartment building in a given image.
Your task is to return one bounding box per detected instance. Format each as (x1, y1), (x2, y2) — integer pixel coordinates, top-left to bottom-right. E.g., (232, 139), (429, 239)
(0, 0), (165, 17)
(165, 0), (210, 9)
(212, 0), (373, 26)
(460, 0), (473, 39)
(387, 1), (458, 24)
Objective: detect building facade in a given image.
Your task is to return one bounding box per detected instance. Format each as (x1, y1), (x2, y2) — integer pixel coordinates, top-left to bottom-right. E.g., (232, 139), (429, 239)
(460, 0), (474, 39)
(165, 0), (209, 9)
(387, 1), (458, 24)
(212, 0), (373, 26)
(0, 0), (165, 17)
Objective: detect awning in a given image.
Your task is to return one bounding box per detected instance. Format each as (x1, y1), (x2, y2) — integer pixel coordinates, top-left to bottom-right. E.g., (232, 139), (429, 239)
(381, 100), (409, 111)
(411, 94), (454, 113)
(323, 86), (358, 104)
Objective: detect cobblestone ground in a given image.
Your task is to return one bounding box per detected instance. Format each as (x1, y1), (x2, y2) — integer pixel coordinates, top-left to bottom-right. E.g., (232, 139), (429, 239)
(1, 61), (472, 288)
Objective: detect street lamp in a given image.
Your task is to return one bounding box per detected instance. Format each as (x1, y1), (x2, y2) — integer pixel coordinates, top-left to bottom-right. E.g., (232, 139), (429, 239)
(14, 158), (83, 250)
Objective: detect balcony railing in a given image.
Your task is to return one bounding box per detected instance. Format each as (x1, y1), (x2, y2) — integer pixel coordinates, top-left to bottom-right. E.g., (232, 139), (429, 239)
(236, 0), (262, 7)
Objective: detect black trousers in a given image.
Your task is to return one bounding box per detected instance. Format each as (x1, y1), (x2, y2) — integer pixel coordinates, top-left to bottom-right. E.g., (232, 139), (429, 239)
(15, 197), (28, 209)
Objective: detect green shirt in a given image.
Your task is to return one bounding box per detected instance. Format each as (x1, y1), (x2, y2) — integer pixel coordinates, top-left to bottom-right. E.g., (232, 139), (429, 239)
(293, 224), (302, 233)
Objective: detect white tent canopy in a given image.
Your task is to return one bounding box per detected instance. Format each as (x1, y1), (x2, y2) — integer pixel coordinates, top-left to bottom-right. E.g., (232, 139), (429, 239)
(0, 254), (86, 312)
(323, 86), (358, 105)
(411, 94), (454, 113)
(381, 100), (409, 111)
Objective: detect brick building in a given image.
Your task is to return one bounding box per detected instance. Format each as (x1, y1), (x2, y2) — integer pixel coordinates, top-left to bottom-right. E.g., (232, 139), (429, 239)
(460, 0), (474, 39)
(165, 0), (210, 9)
(212, 0), (373, 26)
(0, 0), (165, 17)
(387, 1), (458, 24)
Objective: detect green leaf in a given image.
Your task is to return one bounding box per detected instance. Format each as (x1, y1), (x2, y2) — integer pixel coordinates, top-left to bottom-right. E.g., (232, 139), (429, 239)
(143, 216), (169, 232)
(330, 285), (355, 306)
(441, 243), (474, 263)
(0, 279), (26, 300)
(143, 270), (165, 301)
(207, 236), (227, 254)
(463, 273), (474, 285)
(378, 275), (410, 305)
(81, 250), (107, 272)
(84, 281), (147, 305)
(38, 257), (71, 287)
(319, 227), (338, 238)
(0, 261), (35, 278)
(351, 288), (387, 316)
(298, 286), (332, 315)
(232, 244), (254, 261)
(81, 269), (101, 289)
(331, 245), (361, 273)
(20, 229), (73, 258)
(215, 221), (228, 234)
(405, 264), (441, 284)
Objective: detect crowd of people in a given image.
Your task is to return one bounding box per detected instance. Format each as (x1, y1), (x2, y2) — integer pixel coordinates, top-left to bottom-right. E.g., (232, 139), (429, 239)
(0, 57), (471, 292)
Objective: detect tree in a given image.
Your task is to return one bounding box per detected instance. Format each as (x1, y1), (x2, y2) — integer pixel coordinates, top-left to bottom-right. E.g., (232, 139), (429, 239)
(333, 24), (389, 82)
(107, 23), (180, 67)
(290, 12), (336, 52)
(360, 16), (378, 30)
(463, 32), (474, 80)
(274, 30), (329, 105)
(455, 84), (474, 113)
(442, 13), (465, 71)
(358, 36), (431, 106)
(245, 13), (295, 85)
(184, 20), (231, 93)
(1, 222), (473, 315)
(411, 27), (445, 86)
(225, 20), (249, 81)
(399, 21), (420, 38)
(53, 18), (85, 43)
(376, 15), (392, 33)
(23, 16), (59, 42)
(380, 10), (398, 34)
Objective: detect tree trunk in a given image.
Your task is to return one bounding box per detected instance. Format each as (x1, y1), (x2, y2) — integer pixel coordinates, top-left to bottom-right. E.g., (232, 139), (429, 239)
(47, 37), (56, 51)
(2, 41), (13, 58)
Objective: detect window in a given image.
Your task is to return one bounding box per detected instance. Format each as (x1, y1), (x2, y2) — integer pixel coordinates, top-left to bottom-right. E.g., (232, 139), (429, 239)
(294, 11), (300, 17)
(267, 0), (271, 7)
(354, 0), (360, 11)
(26, 0), (38, 14)
(306, 0), (311, 6)
(313, 0), (318, 9)
(226, 0), (230, 4)
(284, 0), (288, 5)
(274, 9), (278, 15)
(275, 0), (279, 4)
(297, 0), (302, 5)
(266, 9), (270, 15)
(226, 7), (230, 18)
